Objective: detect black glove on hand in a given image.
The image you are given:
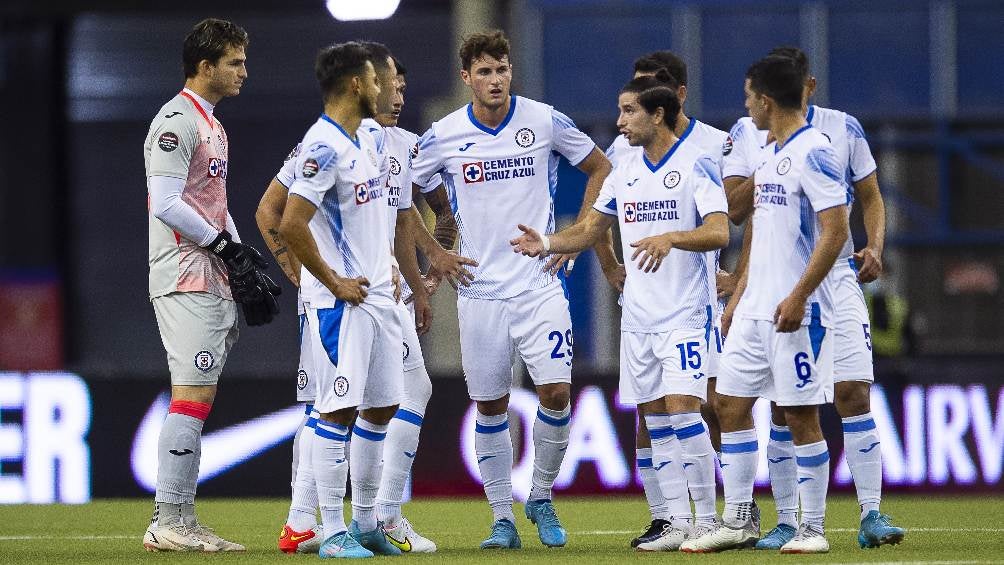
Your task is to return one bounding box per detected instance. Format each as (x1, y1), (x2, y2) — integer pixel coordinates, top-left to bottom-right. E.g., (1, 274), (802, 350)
(206, 231), (281, 325)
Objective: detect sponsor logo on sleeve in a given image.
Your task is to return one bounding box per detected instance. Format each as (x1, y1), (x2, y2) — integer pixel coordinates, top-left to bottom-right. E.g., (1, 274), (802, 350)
(157, 132), (179, 152)
(722, 135), (734, 156)
(302, 158), (320, 178)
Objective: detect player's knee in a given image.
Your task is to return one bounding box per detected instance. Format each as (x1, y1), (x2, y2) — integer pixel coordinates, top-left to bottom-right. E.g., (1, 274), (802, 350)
(834, 381), (871, 417)
(477, 395), (510, 416)
(536, 384), (570, 410)
(782, 405), (823, 443)
(770, 401), (787, 427)
(404, 366), (433, 411)
(359, 404), (399, 425)
(171, 384), (217, 405)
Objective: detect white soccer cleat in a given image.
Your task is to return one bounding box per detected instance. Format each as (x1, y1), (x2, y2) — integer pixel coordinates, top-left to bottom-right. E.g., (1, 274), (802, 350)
(680, 520), (758, 553)
(779, 524), (829, 554)
(143, 521), (218, 552)
(189, 522), (246, 551)
(635, 521), (689, 551)
(382, 516), (437, 553)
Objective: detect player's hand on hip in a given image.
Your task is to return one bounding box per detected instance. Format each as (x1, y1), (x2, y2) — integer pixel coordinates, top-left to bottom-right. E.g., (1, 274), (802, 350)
(330, 276), (369, 305)
(603, 262), (626, 292)
(773, 293), (805, 333)
(717, 269), (737, 300)
(430, 249), (477, 289)
(412, 292), (433, 336)
(630, 234), (674, 273)
(853, 246), (883, 283)
(510, 224), (545, 257)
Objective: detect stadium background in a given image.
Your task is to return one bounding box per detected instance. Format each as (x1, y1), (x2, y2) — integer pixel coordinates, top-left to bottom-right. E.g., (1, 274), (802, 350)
(0, 0), (1002, 504)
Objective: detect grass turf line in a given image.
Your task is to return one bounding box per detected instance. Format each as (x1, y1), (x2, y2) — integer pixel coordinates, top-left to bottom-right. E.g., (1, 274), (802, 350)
(0, 495), (1002, 564)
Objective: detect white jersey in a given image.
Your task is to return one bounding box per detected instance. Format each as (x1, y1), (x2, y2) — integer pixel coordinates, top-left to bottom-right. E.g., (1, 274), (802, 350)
(735, 125), (846, 327)
(594, 138), (727, 333)
(288, 114), (393, 309)
(410, 95), (596, 299)
(722, 105), (877, 260)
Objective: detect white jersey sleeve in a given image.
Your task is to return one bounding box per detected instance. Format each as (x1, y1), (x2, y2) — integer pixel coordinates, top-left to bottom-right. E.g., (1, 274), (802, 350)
(410, 127), (446, 190)
(551, 108), (595, 166)
(803, 145), (848, 211)
(721, 119), (760, 179)
(593, 170), (620, 217)
(275, 144), (301, 188)
(845, 114), (877, 182)
(693, 156), (729, 218)
(289, 142), (340, 207)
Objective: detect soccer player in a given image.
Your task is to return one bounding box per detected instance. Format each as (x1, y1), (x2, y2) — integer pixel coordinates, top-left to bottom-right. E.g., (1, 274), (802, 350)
(142, 18), (280, 553)
(680, 55), (849, 554)
(278, 42), (403, 559)
(719, 47), (905, 550)
(512, 74), (729, 551)
(409, 29), (612, 549)
(606, 51), (729, 549)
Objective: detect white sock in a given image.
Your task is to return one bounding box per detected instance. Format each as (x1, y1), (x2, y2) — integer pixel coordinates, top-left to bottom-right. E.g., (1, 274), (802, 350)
(842, 413), (882, 519)
(636, 447), (671, 520)
(475, 412), (515, 522)
(528, 403), (571, 501)
(795, 440), (830, 532)
(350, 417), (388, 532)
(767, 423), (798, 528)
(376, 406), (425, 526)
(721, 429), (758, 528)
(644, 414), (690, 525)
(671, 412), (717, 525)
(287, 408), (319, 531)
(290, 406), (310, 489)
(313, 420), (350, 540)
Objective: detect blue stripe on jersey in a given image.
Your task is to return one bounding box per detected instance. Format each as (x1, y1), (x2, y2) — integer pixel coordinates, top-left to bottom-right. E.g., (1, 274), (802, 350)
(806, 146), (843, 183)
(320, 189), (360, 278)
(644, 117), (695, 172)
(394, 408), (424, 427)
(703, 304), (713, 349)
(298, 313), (306, 347)
(695, 156), (723, 187)
(604, 198), (617, 211)
(806, 105), (816, 124)
(776, 124), (813, 153)
(321, 113), (360, 149)
(317, 302), (345, 366)
(467, 95), (517, 136)
(552, 109), (578, 130)
(808, 302), (825, 361)
(845, 114), (866, 139)
(795, 195), (815, 264)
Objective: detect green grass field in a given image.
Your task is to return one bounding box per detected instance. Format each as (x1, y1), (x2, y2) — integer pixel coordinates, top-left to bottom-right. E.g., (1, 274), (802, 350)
(1, 495), (1002, 564)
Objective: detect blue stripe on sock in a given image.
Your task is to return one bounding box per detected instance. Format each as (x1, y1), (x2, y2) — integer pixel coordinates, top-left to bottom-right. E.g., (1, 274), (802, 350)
(475, 420), (510, 434)
(649, 426), (676, 440)
(770, 428), (793, 442)
(636, 457), (653, 469)
(394, 408), (424, 427)
(304, 403), (314, 415)
(675, 422), (705, 440)
(721, 440), (758, 453)
(536, 408), (571, 427)
(314, 425), (348, 442)
(842, 418), (876, 433)
(306, 417), (318, 429)
(352, 425), (387, 442)
(796, 451), (830, 467)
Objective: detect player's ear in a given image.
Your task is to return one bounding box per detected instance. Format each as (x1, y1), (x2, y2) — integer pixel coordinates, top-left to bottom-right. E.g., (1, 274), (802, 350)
(677, 84), (688, 105)
(652, 106), (665, 126)
(460, 68), (471, 86)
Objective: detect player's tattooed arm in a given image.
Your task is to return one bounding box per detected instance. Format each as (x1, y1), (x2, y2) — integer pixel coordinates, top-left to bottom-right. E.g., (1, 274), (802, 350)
(403, 194), (478, 289)
(851, 171), (885, 283)
(394, 210), (433, 334)
(421, 184), (458, 250)
(511, 209), (615, 258)
(724, 175), (755, 225)
(256, 178), (302, 286)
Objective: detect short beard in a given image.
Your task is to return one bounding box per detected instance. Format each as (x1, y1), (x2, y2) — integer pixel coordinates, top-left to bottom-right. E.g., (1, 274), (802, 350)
(360, 96), (376, 119)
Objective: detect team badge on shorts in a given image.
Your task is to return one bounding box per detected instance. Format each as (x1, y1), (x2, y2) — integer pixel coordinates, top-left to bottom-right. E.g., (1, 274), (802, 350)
(158, 132), (179, 152)
(722, 135), (734, 156)
(402, 341), (410, 361)
(515, 128), (535, 148)
(389, 156), (401, 175)
(302, 158), (319, 178)
(333, 376), (350, 397)
(194, 350), (215, 372)
(297, 370), (309, 391)
(777, 157), (792, 175)
(663, 170), (681, 189)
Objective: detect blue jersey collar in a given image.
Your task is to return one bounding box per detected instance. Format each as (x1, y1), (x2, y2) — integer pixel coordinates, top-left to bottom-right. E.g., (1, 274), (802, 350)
(643, 117), (695, 172)
(321, 113), (360, 149)
(467, 95), (517, 136)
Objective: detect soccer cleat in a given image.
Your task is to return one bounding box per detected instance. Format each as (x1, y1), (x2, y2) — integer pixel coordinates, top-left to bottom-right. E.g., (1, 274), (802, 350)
(755, 523), (797, 550)
(382, 517), (437, 553)
(630, 519), (671, 548)
(524, 499), (567, 547)
(189, 522), (245, 551)
(318, 531), (374, 559)
(480, 518), (522, 549)
(143, 521), (217, 552)
(858, 511), (906, 548)
(680, 518), (759, 553)
(635, 522), (689, 552)
(349, 520), (402, 556)
(689, 518), (721, 540)
(780, 523), (829, 553)
(278, 523), (323, 554)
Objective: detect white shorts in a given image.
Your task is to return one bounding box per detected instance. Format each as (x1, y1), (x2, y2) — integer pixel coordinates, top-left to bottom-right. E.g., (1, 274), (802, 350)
(296, 312), (316, 403)
(831, 261), (874, 384)
(306, 301), (403, 413)
(706, 307), (724, 379)
(619, 328), (710, 405)
(717, 317), (834, 407)
(458, 282), (572, 402)
(152, 291), (239, 386)
(399, 302), (426, 372)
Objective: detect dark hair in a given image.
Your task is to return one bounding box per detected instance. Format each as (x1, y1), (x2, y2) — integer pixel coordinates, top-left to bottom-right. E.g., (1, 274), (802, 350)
(315, 41), (372, 99)
(768, 46), (810, 80)
(633, 50), (687, 86)
(459, 29), (510, 70)
(358, 40), (394, 73)
(621, 70), (682, 128)
(392, 56), (407, 76)
(183, 18), (248, 78)
(746, 55), (803, 110)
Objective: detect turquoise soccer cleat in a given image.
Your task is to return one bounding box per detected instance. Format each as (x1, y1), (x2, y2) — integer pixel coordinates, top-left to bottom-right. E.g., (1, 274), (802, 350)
(755, 523), (797, 550)
(349, 521), (402, 556)
(318, 531), (374, 559)
(858, 511), (906, 548)
(480, 518), (522, 549)
(524, 499), (567, 547)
